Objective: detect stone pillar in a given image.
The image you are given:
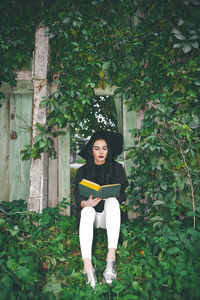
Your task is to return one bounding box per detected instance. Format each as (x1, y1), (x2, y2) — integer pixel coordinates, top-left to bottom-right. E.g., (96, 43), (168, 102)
(28, 26), (50, 212)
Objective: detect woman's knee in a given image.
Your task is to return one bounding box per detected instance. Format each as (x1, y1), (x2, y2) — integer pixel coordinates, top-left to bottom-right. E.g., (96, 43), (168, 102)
(81, 206), (96, 221)
(105, 197), (120, 210)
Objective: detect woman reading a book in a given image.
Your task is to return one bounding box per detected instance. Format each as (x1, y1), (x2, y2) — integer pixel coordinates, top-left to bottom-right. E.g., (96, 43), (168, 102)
(75, 130), (128, 289)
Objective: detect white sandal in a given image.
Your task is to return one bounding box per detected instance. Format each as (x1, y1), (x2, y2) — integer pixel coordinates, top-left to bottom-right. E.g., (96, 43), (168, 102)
(103, 259), (117, 285)
(84, 268), (97, 289)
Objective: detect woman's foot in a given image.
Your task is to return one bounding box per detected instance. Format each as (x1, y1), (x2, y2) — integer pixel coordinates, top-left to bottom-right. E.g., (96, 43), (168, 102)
(84, 268), (97, 289)
(106, 248), (116, 261)
(83, 258), (97, 289)
(103, 259), (117, 285)
(83, 258), (93, 273)
(103, 248), (117, 285)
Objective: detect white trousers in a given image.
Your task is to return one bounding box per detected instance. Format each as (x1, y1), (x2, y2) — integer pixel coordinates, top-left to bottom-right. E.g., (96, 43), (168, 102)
(79, 197), (121, 260)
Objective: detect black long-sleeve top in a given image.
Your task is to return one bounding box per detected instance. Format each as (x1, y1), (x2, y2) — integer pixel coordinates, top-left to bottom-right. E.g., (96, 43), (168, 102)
(75, 161), (128, 213)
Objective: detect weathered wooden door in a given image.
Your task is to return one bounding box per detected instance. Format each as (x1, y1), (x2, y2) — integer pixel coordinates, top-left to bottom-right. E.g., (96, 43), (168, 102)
(0, 80), (33, 202)
(0, 78), (71, 213)
(94, 86), (143, 175)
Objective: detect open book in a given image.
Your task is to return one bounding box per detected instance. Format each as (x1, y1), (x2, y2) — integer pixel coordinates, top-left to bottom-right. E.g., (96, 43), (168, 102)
(79, 179), (121, 199)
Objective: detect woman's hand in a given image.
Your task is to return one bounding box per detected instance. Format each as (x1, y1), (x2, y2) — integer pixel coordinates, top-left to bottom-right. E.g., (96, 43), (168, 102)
(81, 195), (102, 208)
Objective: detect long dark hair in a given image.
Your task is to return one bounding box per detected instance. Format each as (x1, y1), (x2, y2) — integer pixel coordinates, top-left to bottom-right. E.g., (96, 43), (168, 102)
(84, 138), (114, 185)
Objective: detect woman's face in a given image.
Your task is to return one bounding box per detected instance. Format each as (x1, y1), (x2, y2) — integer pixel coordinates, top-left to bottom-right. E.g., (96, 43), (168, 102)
(92, 139), (108, 165)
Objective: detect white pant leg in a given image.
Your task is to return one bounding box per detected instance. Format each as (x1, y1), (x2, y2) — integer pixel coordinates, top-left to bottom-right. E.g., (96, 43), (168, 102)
(104, 197), (121, 249)
(95, 197), (121, 249)
(79, 206), (96, 260)
(79, 198), (121, 260)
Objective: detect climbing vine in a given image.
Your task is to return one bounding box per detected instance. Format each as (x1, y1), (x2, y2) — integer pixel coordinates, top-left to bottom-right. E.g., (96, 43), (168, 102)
(1, 0), (199, 141)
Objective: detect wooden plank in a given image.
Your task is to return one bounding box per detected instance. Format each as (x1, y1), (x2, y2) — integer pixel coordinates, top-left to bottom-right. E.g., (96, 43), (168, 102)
(1, 80), (33, 95)
(58, 125), (70, 215)
(16, 70), (32, 81)
(114, 95), (123, 133)
(0, 97), (9, 201)
(123, 103), (137, 176)
(9, 93), (21, 201)
(48, 136), (58, 207)
(94, 86), (117, 96)
(20, 93), (32, 201)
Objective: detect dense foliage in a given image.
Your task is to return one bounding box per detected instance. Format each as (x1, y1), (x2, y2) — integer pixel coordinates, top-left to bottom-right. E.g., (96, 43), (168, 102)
(1, 0), (199, 159)
(0, 0), (118, 159)
(1, 200), (200, 299)
(124, 0), (200, 232)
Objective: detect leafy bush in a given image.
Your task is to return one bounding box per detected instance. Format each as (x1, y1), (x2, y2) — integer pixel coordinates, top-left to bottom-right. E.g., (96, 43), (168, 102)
(124, 4), (200, 298)
(125, 0), (200, 231)
(127, 109), (200, 229)
(1, 200), (200, 299)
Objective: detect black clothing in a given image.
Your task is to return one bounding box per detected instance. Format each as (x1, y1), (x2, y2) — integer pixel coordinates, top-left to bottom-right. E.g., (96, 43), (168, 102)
(75, 161), (128, 226)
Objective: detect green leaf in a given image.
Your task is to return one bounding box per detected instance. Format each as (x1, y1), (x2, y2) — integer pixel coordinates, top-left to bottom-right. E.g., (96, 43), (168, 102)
(9, 225), (19, 236)
(157, 104), (166, 112)
(39, 140), (46, 148)
(102, 61), (111, 70)
(63, 17), (71, 24)
(7, 258), (18, 271)
(151, 216), (163, 222)
(160, 182), (167, 191)
(187, 211), (195, 217)
(34, 135), (42, 143)
(153, 221), (162, 228)
(64, 32), (68, 40)
(165, 192), (175, 202)
(0, 217), (6, 225)
(191, 42), (198, 49)
(178, 19), (184, 26)
(172, 28), (185, 40)
(189, 34), (199, 40)
(14, 265), (30, 281)
(40, 100), (48, 108)
(121, 225), (128, 238)
(43, 281), (62, 296)
(173, 43), (182, 48)
(167, 247), (180, 255)
(153, 200), (165, 206)
(182, 44), (192, 53)
(50, 257), (57, 268)
(71, 272), (81, 278)
(132, 281), (142, 291)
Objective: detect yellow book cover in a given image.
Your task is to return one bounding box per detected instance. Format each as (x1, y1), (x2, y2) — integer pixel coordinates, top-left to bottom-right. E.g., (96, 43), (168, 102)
(79, 179), (121, 199)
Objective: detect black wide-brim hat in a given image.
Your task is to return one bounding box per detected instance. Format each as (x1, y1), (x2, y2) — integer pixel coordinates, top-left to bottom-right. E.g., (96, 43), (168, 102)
(78, 130), (124, 160)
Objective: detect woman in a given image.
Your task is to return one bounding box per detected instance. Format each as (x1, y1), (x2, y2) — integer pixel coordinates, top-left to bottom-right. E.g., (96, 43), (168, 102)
(75, 130), (128, 288)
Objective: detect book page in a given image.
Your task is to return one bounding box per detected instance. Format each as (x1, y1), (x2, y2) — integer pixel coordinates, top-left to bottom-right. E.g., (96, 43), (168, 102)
(80, 179), (100, 191)
(101, 183), (120, 188)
